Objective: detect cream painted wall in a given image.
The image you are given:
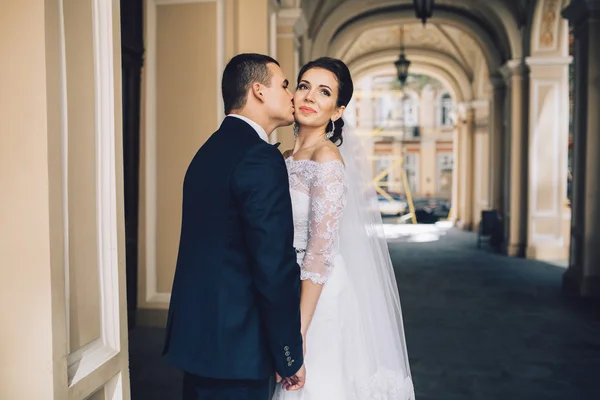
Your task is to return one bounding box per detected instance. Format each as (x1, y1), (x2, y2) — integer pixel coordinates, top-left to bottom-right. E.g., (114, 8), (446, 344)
(156, 2), (218, 294)
(139, 0), (299, 317)
(1, 0), (130, 397)
(0, 2), (64, 397)
(277, 23), (299, 152)
(140, 1), (220, 310)
(231, 0), (269, 53)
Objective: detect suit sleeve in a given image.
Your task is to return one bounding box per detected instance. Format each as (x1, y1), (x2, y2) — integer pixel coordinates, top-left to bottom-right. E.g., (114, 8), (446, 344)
(232, 144), (304, 378)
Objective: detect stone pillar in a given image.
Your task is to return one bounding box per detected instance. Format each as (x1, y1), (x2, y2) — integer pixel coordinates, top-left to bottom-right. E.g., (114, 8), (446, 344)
(489, 76), (506, 213)
(525, 55), (572, 260)
(457, 105), (475, 230)
(500, 60), (529, 257)
(451, 123), (462, 222)
(563, 0), (600, 298)
(275, 5), (305, 151)
(468, 100), (491, 229)
(228, 0), (270, 54)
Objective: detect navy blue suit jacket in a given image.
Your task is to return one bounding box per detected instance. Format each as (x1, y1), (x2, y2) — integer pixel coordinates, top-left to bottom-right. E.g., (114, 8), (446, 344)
(163, 116), (304, 380)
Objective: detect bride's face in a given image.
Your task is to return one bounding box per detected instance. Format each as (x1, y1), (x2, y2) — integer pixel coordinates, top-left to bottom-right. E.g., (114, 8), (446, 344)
(294, 68), (344, 131)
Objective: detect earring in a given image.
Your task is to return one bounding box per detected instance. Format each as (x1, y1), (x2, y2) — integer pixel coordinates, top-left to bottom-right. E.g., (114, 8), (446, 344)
(293, 123), (299, 139)
(325, 120), (335, 140)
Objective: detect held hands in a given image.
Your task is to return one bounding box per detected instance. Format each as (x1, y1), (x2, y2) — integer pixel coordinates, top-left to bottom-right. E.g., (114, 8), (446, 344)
(274, 332), (307, 390)
(276, 364), (306, 391)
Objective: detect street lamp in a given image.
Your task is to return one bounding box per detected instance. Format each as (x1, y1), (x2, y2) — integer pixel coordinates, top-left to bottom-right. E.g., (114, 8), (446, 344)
(413, 0), (435, 25)
(395, 53), (411, 87)
(394, 25), (411, 86)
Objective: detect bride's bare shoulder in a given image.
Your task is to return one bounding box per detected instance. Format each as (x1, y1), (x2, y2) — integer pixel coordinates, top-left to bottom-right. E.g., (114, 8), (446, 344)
(282, 149), (293, 159)
(312, 143), (344, 165)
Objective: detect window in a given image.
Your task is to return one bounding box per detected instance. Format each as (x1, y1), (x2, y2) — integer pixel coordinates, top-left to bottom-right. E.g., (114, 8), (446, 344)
(375, 96), (390, 127)
(402, 96), (418, 127)
(404, 153), (420, 194)
(374, 155), (392, 187)
(437, 153), (454, 195)
(440, 93), (453, 126)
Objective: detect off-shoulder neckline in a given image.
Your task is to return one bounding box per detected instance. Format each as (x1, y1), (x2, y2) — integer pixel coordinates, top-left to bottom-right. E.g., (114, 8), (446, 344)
(285, 156), (345, 167)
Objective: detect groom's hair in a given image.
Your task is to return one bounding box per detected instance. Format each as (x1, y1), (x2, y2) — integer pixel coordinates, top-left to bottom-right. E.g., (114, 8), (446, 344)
(222, 53), (279, 114)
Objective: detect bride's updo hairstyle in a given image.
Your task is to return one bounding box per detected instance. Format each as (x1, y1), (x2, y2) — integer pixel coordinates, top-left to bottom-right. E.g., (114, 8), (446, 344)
(297, 57), (354, 146)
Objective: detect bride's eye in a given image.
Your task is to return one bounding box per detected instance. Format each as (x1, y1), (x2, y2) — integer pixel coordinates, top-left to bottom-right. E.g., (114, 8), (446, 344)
(298, 83), (309, 90)
(320, 89), (331, 97)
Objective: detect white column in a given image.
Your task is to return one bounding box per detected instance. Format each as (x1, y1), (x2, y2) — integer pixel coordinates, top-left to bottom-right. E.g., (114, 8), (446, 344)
(525, 56), (572, 260)
(451, 123), (462, 222)
(275, 5), (305, 151)
(469, 100), (491, 229)
(563, 0), (600, 298)
(464, 107), (476, 230)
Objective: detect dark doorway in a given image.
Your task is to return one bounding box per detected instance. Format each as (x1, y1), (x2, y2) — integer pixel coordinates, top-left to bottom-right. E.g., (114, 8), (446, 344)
(120, 0), (144, 330)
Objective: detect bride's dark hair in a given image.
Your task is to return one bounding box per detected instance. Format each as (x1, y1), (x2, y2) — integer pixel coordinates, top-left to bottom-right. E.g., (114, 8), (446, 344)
(297, 57), (354, 146)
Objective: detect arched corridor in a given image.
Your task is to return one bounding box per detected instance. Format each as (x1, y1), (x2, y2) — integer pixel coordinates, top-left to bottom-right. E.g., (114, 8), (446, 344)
(4, 0), (600, 397)
(128, 227), (600, 399)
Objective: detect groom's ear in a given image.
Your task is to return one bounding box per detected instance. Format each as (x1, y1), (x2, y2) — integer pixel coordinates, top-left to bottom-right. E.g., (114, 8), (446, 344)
(250, 82), (265, 103)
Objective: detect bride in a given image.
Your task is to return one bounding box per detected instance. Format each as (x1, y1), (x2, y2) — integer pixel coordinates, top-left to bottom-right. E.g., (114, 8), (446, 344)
(274, 57), (415, 399)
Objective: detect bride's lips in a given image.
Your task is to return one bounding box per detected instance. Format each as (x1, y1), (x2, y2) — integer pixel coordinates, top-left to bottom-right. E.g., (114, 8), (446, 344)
(299, 106), (317, 114)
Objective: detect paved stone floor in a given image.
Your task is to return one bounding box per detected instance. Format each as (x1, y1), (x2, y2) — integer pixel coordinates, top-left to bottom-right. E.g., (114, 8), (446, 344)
(129, 226), (600, 399)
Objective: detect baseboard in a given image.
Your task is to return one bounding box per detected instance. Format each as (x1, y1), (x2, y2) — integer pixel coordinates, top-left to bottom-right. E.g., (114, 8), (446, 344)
(526, 244), (569, 261)
(563, 271), (600, 299)
(136, 307), (168, 328)
(505, 243), (525, 257)
(456, 219), (473, 231)
(580, 276), (600, 298)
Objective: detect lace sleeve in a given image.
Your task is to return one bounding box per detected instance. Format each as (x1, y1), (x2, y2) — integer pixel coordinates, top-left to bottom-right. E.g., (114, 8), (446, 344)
(301, 161), (347, 284)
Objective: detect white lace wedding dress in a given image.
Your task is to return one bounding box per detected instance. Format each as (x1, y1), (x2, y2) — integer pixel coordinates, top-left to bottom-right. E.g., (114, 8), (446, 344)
(273, 156), (415, 400)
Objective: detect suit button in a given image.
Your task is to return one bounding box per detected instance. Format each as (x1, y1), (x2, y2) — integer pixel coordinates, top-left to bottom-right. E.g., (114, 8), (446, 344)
(284, 346), (289, 351)
(287, 362), (292, 367)
(286, 356), (291, 361)
(285, 351), (290, 356)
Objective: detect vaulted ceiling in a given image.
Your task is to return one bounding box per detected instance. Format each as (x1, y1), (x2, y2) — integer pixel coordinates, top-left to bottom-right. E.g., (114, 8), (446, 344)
(294, 0), (569, 101)
(341, 23), (482, 80)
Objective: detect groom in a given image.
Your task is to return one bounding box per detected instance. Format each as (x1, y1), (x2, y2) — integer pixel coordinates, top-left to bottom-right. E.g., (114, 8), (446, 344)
(163, 53), (305, 399)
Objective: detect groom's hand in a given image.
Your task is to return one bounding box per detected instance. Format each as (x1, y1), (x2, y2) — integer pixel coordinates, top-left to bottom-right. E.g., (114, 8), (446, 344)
(282, 364), (306, 391)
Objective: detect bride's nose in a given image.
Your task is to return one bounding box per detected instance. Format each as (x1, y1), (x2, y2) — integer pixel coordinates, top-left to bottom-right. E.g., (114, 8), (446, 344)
(304, 90), (315, 103)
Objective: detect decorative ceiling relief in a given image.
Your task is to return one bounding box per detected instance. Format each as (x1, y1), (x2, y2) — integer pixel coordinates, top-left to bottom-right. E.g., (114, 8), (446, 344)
(539, 0), (560, 49)
(407, 24), (445, 48)
(342, 22), (484, 80)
